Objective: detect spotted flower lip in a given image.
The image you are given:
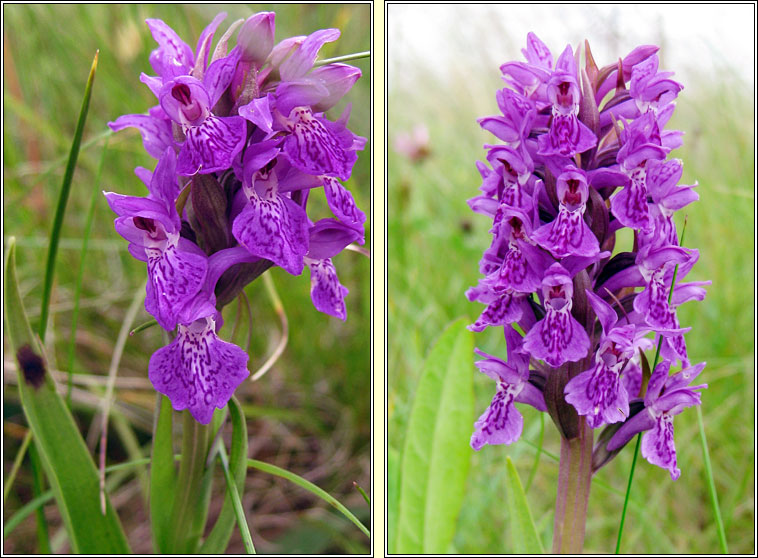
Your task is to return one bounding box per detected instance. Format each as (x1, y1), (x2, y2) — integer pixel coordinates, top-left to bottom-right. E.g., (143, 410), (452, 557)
(106, 11), (367, 423)
(468, 32), (707, 479)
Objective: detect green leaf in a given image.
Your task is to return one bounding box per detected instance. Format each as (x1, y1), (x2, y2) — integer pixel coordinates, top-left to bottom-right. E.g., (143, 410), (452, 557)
(3, 238), (130, 554)
(387, 446), (401, 554)
(151, 395), (177, 553)
(504, 457), (544, 554)
(247, 459), (369, 538)
(395, 317), (474, 553)
(201, 397), (252, 554)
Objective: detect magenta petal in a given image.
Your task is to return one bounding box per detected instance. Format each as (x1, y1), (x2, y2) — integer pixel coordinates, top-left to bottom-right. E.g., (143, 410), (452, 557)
(523, 310), (590, 368)
(284, 108), (357, 181)
(531, 209), (599, 258)
(148, 318), (249, 424)
(146, 240), (208, 330)
(232, 195), (309, 275)
(306, 258), (348, 320)
(471, 384), (524, 450)
(109, 113), (173, 159)
(641, 413), (680, 480)
(177, 115), (247, 175)
(145, 18), (194, 76)
(564, 361), (629, 427)
(279, 28), (340, 81)
(204, 49), (240, 107)
(323, 176), (366, 227)
(238, 94), (274, 134)
(468, 291), (525, 332)
(537, 113), (597, 157)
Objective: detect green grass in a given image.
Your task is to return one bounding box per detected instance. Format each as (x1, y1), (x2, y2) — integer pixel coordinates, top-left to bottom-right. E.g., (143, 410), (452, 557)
(3, 4), (370, 555)
(388, 44), (754, 555)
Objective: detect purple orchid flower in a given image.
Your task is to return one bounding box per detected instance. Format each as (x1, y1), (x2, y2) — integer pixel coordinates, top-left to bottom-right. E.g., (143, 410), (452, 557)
(471, 327), (547, 450)
(469, 33), (708, 487)
(531, 165), (600, 258)
(607, 360), (707, 479)
(148, 247), (257, 423)
(107, 11), (367, 424)
(104, 149), (207, 331)
(565, 289), (646, 428)
(523, 263), (591, 368)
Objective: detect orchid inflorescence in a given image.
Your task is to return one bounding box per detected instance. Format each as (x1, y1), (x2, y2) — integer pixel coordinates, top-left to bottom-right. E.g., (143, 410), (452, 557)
(467, 33), (709, 480)
(105, 12), (366, 424)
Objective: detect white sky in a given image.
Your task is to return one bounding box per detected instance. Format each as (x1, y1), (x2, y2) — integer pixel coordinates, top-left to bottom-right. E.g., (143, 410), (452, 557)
(388, 4), (756, 90)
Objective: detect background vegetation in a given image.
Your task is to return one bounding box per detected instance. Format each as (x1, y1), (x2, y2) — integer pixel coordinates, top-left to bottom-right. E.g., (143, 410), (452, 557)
(388, 6), (754, 554)
(3, 4), (370, 554)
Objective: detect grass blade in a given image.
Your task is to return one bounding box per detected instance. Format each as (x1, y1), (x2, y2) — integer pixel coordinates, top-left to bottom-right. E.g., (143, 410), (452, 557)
(395, 318), (474, 553)
(219, 441), (255, 554)
(3, 430), (32, 502)
(4, 238), (130, 553)
(504, 457), (544, 553)
(38, 49), (98, 342)
(697, 405), (729, 553)
(247, 459), (370, 538)
(201, 397), (251, 554)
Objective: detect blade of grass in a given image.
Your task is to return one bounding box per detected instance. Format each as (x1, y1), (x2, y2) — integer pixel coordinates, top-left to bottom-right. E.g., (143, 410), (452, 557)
(314, 51), (370, 66)
(353, 482), (370, 506)
(219, 443), (255, 554)
(247, 458), (370, 538)
(4, 238), (130, 553)
(696, 405), (729, 553)
(201, 397), (250, 554)
(66, 137), (109, 407)
(130, 319), (158, 336)
(24, 49), (98, 553)
(3, 430), (32, 502)
(38, 49), (98, 342)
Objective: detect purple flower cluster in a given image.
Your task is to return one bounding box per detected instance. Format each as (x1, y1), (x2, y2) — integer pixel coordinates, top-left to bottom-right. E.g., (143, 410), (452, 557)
(105, 12), (366, 424)
(468, 33), (709, 480)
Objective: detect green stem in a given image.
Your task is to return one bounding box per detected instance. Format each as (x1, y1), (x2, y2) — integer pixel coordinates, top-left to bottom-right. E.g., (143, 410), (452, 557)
(696, 405), (728, 553)
(551, 418), (593, 553)
(166, 413), (210, 553)
(314, 50), (370, 66)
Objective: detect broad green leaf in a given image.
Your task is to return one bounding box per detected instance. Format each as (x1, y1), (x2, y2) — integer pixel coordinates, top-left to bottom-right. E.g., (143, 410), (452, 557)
(505, 457), (544, 554)
(201, 397), (251, 554)
(395, 318), (474, 553)
(151, 395), (177, 553)
(387, 446), (401, 554)
(247, 459), (369, 538)
(3, 239), (130, 553)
